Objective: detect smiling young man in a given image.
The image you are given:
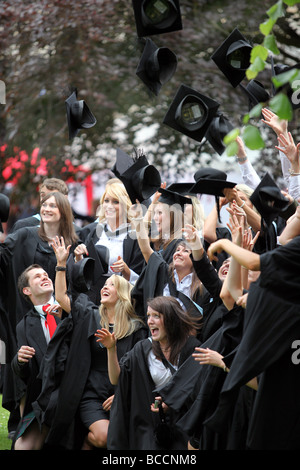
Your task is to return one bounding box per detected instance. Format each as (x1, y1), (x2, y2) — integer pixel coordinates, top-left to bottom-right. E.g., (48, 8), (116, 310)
(11, 264), (62, 450)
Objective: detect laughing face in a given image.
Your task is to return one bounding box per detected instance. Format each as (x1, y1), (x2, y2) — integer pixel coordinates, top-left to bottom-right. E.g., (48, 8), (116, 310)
(147, 306), (168, 345)
(172, 243), (193, 272)
(23, 267), (54, 302)
(218, 257), (231, 281)
(100, 277), (119, 306)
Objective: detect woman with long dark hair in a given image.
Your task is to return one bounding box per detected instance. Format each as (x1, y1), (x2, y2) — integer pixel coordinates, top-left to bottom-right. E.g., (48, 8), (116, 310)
(97, 295), (200, 450)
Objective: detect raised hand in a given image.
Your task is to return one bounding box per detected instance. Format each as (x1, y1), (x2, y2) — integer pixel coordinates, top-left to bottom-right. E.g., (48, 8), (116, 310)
(275, 132), (300, 172)
(51, 236), (70, 265)
(261, 108), (288, 137)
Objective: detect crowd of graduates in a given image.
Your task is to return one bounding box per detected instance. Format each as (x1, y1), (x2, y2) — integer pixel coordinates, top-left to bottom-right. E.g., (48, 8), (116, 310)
(0, 108), (300, 451)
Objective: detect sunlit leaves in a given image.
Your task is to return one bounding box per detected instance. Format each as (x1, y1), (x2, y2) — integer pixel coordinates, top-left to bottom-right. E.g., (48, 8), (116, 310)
(269, 93), (293, 120)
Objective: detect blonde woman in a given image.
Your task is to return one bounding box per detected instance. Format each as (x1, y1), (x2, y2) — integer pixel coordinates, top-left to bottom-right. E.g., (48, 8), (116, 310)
(75, 180), (144, 303)
(51, 236), (148, 450)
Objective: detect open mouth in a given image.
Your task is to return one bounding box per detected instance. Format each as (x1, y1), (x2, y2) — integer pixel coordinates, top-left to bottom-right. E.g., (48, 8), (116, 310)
(41, 281), (51, 287)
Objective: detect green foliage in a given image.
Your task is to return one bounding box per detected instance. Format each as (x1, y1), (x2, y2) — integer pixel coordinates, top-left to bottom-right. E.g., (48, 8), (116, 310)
(224, 0), (300, 154)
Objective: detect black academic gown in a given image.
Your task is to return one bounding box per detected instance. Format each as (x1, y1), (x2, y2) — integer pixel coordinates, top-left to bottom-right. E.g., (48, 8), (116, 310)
(107, 335), (200, 450)
(131, 251), (205, 322)
(157, 303), (254, 450)
(0, 226), (78, 411)
(38, 293), (147, 449)
(192, 253), (228, 343)
(10, 308), (60, 443)
(78, 223), (145, 305)
(204, 236), (300, 450)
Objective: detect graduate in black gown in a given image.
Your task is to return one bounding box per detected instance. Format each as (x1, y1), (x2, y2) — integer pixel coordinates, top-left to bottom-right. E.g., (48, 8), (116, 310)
(202, 204), (300, 449)
(0, 192), (79, 416)
(47, 236), (147, 449)
(157, 218), (259, 450)
(73, 179), (145, 305)
(141, 186), (191, 264)
(99, 296), (200, 450)
(11, 264), (64, 450)
(129, 200), (205, 325)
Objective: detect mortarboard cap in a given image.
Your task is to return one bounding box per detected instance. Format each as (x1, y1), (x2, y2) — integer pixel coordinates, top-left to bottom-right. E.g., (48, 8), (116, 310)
(158, 187), (192, 210)
(69, 257), (95, 293)
(271, 61), (300, 110)
(240, 79), (270, 108)
(163, 84), (220, 142)
(167, 182), (196, 196)
(190, 168), (236, 197)
(132, 0), (182, 38)
(250, 172), (290, 226)
(65, 90), (97, 140)
(211, 28), (252, 88)
(136, 38), (177, 96)
(111, 148), (161, 204)
(205, 113), (234, 155)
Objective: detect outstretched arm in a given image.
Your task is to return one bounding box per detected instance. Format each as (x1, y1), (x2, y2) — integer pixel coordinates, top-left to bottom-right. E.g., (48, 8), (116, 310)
(130, 201), (154, 263)
(193, 347), (258, 390)
(51, 236), (71, 313)
(207, 238), (261, 272)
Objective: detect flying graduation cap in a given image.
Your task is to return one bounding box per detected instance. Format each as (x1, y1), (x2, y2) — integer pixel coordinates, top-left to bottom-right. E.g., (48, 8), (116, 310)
(271, 60), (300, 110)
(205, 112), (234, 155)
(250, 172), (290, 227)
(111, 148), (161, 204)
(65, 90), (97, 140)
(136, 38), (177, 95)
(239, 79), (270, 109)
(190, 168), (236, 221)
(132, 0), (182, 38)
(158, 187), (192, 210)
(211, 27), (252, 88)
(163, 84), (220, 142)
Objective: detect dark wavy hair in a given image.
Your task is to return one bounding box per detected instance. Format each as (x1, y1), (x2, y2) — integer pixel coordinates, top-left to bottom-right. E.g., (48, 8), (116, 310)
(148, 296), (199, 365)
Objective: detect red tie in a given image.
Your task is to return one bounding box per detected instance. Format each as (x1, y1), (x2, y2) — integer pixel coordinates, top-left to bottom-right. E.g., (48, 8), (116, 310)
(42, 304), (57, 338)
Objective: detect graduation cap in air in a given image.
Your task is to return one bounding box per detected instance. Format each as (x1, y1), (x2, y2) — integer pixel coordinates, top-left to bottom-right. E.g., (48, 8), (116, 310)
(111, 148), (161, 204)
(69, 257), (95, 293)
(211, 28), (252, 88)
(0, 193), (9, 233)
(190, 168), (236, 221)
(205, 113), (234, 155)
(158, 187), (192, 210)
(132, 0), (182, 38)
(271, 60), (300, 110)
(250, 172), (290, 227)
(240, 79), (270, 108)
(167, 182), (196, 196)
(65, 90), (97, 140)
(136, 38), (177, 95)
(163, 84), (220, 142)
(190, 168), (236, 197)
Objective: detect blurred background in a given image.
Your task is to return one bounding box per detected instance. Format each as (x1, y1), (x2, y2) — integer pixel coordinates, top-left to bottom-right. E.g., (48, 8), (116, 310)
(0, 0), (299, 231)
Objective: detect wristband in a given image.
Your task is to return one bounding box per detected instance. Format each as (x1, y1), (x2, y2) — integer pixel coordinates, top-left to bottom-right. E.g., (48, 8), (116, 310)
(55, 266), (67, 271)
